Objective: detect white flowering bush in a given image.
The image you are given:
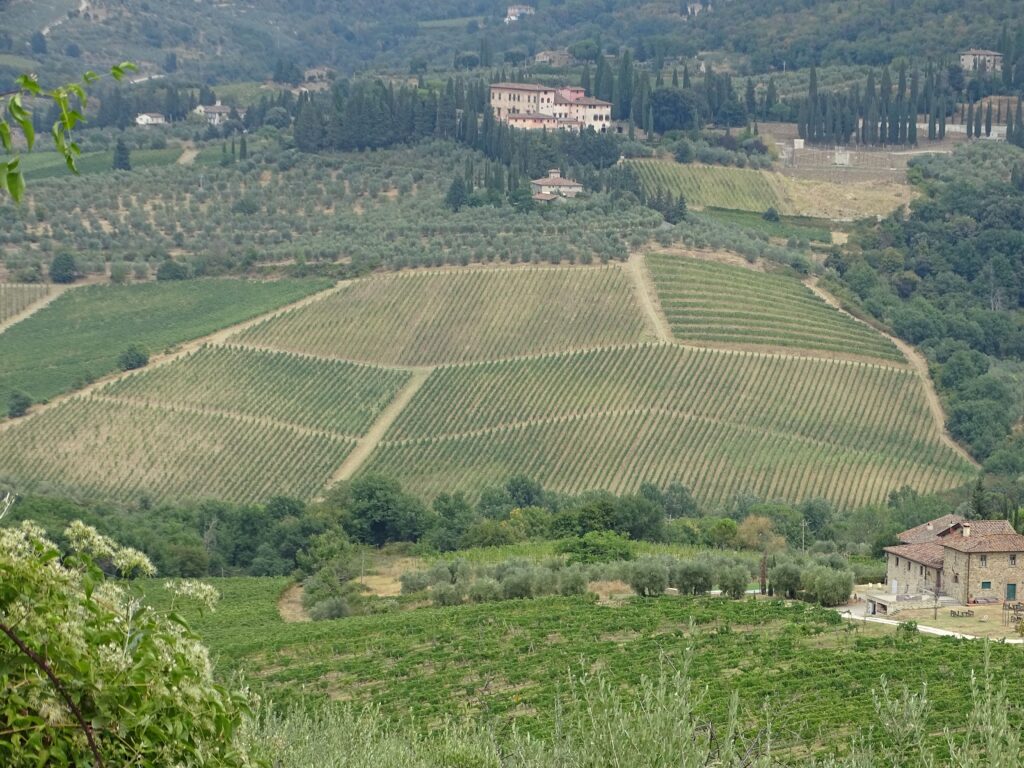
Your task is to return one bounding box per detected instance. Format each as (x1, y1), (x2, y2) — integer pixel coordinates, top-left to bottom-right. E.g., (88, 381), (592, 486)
(0, 518), (254, 767)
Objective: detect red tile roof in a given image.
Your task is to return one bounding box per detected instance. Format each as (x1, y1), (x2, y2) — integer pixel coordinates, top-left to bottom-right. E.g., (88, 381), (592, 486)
(942, 520), (1016, 537)
(531, 175), (583, 187)
(490, 82), (554, 92)
(941, 533), (1024, 554)
(884, 543), (946, 570)
(898, 514), (963, 544)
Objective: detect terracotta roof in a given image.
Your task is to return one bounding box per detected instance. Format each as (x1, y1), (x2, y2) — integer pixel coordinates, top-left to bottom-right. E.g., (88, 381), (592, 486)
(942, 520), (1016, 537)
(884, 543), (946, 570)
(962, 49), (1002, 56)
(571, 96), (612, 107)
(941, 533), (1024, 554)
(898, 514), (963, 544)
(531, 175), (583, 187)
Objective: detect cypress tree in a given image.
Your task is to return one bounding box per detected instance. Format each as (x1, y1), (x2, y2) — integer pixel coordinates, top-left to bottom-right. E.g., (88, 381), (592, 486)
(239, 135), (248, 160)
(671, 68), (679, 88)
(1015, 101), (1024, 146)
(682, 65), (691, 89)
(113, 137), (132, 171)
(966, 102), (975, 138)
(581, 64), (592, 96)
(974, 101), (983, 138)
(985, 102), (993, 137)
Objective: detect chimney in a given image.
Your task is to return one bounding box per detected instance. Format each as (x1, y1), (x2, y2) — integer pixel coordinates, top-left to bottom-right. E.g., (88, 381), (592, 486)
(549, 168), (561, 179)
(963, 523), (971, 538)
(926, 522), (934, 531)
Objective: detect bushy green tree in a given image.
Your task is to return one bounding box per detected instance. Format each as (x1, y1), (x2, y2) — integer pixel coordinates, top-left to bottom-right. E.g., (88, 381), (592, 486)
(717, 564), (749, 599)
(113, 137), (132, 171)
(48, 252), (79, 283)
(117, 344), (149, 371)
(628, 557), (669, 596)
(556, 530), (635, 565)
(6, 391), (32, 419)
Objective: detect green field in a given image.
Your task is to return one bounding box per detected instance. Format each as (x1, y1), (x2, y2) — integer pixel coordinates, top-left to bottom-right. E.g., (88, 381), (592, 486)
(0, 279), (330, 406)
(646, 255), (903, 361)
(20, 148), (185, 181)
(149, 578), (1024, 754)
(701, 207), (834, 243)
(631, 160), (785, 212)
(236, 266), (651, 366)
(103, 345), (410, 436)
(0, 397), (352, 503)
(0, 284), (49, 323)
(362, 344), (973, 506)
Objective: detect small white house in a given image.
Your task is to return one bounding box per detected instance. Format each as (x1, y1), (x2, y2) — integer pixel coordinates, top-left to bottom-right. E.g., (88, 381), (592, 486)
(193, 101), (245, 127)
(135, 112), (167, 127)
(505, 4), (535, 23)
(530, 168), (583, 200)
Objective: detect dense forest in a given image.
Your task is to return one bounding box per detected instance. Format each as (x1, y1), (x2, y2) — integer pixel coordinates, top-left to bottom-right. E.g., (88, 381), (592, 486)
(827, 143), (1024, 474)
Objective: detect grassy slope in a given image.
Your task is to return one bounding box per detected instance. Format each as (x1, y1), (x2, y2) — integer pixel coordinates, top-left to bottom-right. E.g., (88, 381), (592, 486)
(0, 278), (330, 405)
(147, 578), (1024, 752)
(631, 160), (783, 213)
(19, 148), (184, 181)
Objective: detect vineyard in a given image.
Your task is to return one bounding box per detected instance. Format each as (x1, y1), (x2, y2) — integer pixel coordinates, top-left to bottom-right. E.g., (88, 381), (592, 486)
(645, 254), (903, 362)
(363, 344), (973, 506)
(630, 160), (786, 212)
(0, 397), (353, 503)
(153, 578), (1024, 753)
(103, 345), (410, 436)
(0, 278), (330, 407)
(0, 284), (48, 323)
(236, 266), (652, 366)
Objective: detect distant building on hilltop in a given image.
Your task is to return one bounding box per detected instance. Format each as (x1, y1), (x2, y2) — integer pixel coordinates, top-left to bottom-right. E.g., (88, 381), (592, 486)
(303, 67), (333, 83)
(960, 49), (1003, 72)
(531, 168), (583, 201)
(489, 83), (612, 133)
(194, 101), (246, 127)
(135, 112), (167, 127)
(505, 4), (535, 23)
(873, 514), (1024, 614)
(534, 49), (574, 68)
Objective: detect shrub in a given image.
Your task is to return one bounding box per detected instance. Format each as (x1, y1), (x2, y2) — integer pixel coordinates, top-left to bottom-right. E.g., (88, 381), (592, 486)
(558, 566), (589, 596)
(156, 259), (190, 281)
(762, 207), (780, 222)
(7, 391), (32, 419)
(468, 577), (502, 603)
(49, 252), (79, 283)
(109, 261), (130, 284)
(399, 570), (431, 594)
(557, 531), (635, 565)
(769, 562), (803, 599)
(431, 582), (465, 607)
(501, 568), (538, 599)
(309, 596), (351, 620)
(717, 565), (749, 599)
(670, 558), (713, 595)
(628, 558), (669, 597)
(803, 566), (854, 607)
(117, 344), (150, 371)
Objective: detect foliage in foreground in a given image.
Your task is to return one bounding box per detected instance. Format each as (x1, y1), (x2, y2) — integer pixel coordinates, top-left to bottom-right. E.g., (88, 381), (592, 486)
(243, 652), (1021, 768)
(0, 514), (252, 767)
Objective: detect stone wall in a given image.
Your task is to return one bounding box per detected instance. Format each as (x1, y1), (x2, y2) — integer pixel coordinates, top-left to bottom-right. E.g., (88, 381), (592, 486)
(886, 553), (940, 595)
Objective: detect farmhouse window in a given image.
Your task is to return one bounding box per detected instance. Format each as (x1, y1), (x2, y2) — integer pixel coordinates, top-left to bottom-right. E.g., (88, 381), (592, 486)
(919, 566), (924, 575)
(980, 555), (988, 567)
(981, 581), (992, 590)
(1011, 555), (1017, 567)
(954, 573), (959, 583)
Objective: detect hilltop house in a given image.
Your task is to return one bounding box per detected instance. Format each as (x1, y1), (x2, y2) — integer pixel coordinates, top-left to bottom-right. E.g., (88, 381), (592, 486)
(134, 112), (166, 127)
(530, 169), (583, 201)
(960, 49), (1003, 72)
(534, 49), (574, 68)
(505, 4), (534, 23)
(881, 515), (1024, 607)
(193, 101), (246, 127)
(490, 83), (612, 133)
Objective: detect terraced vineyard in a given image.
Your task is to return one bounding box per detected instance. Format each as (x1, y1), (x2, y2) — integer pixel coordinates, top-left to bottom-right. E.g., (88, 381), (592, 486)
(0, 397), (353, 503)
(646, 254), (903, 362)
(363, 344), (974, 506)
(630, 160), (785, 212)
(104, 345), (410, 436)
(236, 266), (650, 366)
(0, 284), (48, 323)
(0, 278), (330, 407)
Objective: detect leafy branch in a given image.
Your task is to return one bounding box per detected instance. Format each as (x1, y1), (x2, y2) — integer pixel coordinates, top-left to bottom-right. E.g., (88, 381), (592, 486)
(1, 63), (136, 202)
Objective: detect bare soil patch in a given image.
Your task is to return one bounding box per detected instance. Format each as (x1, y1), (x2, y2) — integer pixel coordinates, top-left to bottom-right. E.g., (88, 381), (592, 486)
(588, 580), (633, 604)
(277, 583), (311, 623)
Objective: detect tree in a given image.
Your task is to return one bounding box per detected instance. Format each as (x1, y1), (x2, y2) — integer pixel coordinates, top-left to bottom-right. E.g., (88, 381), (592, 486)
(238, 134), (248, 160)
(7, 391), (31, 418)
(29, 31), (47, 54)
(628, 558), (669, 596)
(445, 176), (468, 212)
(769, 561), (803, 598)
(49, 252), (78, 283)
(112, 137), (131, 170)
(336, 475), (429, 546)
(2, 63), (136, 203)
(717, 565), (749, 599)
(117, 344), (149, 371)
(0, 519), (252, 767)
(156, 259), (190, 280)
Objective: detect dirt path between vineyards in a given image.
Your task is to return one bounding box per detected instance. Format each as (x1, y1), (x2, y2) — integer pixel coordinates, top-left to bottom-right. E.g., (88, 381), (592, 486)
(806, 278), (979, 468)
(277, 584), (311, 622)
(0, 285), (73, 336)
(0, 281), (348, 434)
(326, 367), (433, 486)
(177, 147), (200, 166)
(622, 252), (673, 344)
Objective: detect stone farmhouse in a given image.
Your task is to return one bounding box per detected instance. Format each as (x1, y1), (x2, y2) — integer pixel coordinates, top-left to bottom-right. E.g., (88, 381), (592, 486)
(881, 514), (1024, 608)
(960, 49), (1003, 72)
(534, 49), (575, 68)
(193, 101), (246, 127)
(530, 169), (583, 201)
(489, 83), (612, 133)
(134, 112), (166, 127)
